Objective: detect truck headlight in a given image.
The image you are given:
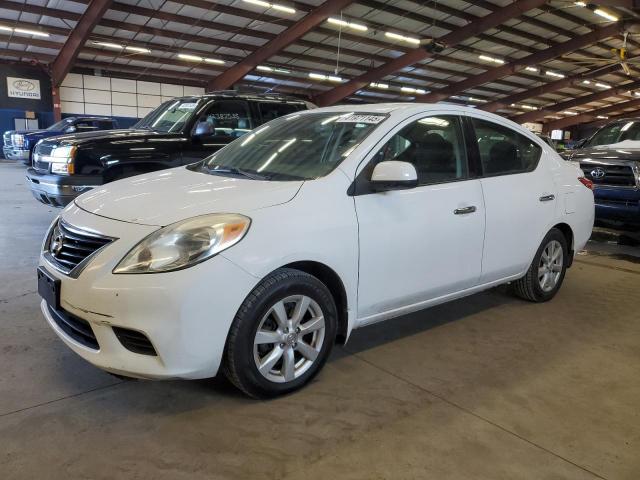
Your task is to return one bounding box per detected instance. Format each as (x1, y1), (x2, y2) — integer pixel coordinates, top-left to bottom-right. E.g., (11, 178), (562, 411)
(49, 145), (77, 175)
(113, 214), (251, 274)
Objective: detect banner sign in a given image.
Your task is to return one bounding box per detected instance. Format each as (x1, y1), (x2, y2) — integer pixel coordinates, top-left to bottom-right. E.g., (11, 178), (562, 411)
(7, 77), (41, 100)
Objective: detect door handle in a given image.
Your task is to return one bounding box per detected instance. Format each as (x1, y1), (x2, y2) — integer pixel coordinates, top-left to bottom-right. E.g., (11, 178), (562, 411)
(454, 206), (477, 215)
(539, 194), (555, 202)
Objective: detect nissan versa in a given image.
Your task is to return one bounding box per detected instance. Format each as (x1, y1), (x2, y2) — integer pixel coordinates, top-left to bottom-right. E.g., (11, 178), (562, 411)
(37, 104), (595, 398)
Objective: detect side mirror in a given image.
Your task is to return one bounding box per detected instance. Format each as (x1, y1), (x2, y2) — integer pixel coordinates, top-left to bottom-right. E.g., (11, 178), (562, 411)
(64, 126), (76, 133)
(370, 161), (418, 192)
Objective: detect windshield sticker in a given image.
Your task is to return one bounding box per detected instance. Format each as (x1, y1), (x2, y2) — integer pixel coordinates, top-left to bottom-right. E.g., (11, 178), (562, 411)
(178, 103), (198, 111)
(336, 114), (386, 124)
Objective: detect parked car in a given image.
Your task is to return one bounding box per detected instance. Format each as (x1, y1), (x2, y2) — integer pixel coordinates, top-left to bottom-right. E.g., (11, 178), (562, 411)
(37, 104), (594, 397)
(3, 117), (118, 165)
(563, 118), (640, 230)
(26, 92), (313, 207)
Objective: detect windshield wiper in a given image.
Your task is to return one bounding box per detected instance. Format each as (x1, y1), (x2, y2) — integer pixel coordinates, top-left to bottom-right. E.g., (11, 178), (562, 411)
(204, 165), (270, 180)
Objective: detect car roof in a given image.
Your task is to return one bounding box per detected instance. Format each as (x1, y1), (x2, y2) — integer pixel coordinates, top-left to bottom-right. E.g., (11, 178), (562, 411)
(175, 91), (309, 103)
(65, 116), (115, 121)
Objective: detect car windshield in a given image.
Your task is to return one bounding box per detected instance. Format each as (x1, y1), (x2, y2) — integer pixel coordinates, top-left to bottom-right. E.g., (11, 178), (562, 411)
(46, 119), (74, 131)
(197, 112), (387, 181)
(134, 99), (202, 133)
(587, 120), (640, 147)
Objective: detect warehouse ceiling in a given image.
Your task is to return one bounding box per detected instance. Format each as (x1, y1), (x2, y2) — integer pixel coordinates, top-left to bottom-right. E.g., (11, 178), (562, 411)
(0, 0), (639, 129)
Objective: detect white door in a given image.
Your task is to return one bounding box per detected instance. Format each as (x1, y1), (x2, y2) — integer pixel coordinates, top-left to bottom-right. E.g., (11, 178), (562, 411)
(354, 115), (486, 322)
(468, 116), (558, 282)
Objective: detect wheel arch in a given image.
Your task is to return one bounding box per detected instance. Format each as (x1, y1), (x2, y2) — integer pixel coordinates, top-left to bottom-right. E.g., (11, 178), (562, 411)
(281, 261), (349, 345)
(552, 222), (575, 267)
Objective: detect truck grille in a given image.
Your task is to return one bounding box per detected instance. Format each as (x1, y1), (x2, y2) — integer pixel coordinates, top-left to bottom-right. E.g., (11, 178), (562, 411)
(579, 162), (637, 187)
(3, 132), (12, 147)
(45, 220), (115, 276)
(33, 143), (55, 172)
(34, 142), (54, 156)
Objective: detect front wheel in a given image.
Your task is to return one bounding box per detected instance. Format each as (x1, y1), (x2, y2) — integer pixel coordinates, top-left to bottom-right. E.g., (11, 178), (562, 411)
(223, 268), (337, 398)
(513, 228), (568, 302)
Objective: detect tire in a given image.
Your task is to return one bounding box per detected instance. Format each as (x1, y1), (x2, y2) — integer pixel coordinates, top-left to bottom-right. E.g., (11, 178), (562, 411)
(223, 268), (337, 398)
(513, 228), (568, 302)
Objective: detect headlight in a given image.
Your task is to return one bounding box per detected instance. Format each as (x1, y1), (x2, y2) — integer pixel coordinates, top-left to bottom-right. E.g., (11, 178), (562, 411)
(50, 145), (77, 161)
(113, 214), (251, 274)
(12, 134), (24, 147)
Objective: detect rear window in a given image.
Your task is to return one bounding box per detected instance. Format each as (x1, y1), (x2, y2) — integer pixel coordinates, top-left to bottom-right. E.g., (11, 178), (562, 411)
(258, 102), (306, 122)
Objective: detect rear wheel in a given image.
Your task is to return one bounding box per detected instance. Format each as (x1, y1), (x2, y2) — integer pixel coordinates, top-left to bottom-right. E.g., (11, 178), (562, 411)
(223, 268), (337, 398)
(513, 228), (568, 302)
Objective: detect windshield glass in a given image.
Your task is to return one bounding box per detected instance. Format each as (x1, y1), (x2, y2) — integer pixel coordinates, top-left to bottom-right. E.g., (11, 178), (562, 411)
(46, 119), (74, 131)
(587, 120), (640, 147)
(133, 98), (201, 133)
(199, 112), (387, 181)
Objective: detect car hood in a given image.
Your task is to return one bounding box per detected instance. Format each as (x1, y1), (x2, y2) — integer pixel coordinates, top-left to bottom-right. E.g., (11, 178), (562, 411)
(37, 128), (168, 147)
(570, 142), (640, 163)
(74, 167), (303, 226)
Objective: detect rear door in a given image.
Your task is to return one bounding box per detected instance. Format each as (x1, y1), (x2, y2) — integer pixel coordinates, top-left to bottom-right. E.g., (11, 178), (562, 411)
(354, 113), (486, 322)
(465, 116), (557, 283)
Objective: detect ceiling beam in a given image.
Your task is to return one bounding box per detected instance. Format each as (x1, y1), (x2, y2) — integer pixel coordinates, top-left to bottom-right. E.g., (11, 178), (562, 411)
(313, 0), (549, 106)
(480, 64), (622, 113)
(510, 78), (640, 124)
(415, 22), (626, 103)
(50, 0), (113, 87)
(543, 97), (640, 132)
(207, 0), (356, 91)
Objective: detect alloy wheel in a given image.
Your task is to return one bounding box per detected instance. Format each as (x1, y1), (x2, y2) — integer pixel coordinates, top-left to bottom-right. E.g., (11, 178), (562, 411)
(538, 239), (563, 292)
(253, 295), (326, 383)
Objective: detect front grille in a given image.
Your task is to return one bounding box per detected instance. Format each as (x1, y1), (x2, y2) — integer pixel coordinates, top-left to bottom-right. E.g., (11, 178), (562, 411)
(580, 162), (637, 187)
(48, 304), (99, 349)
(46, 220), (115, 275)
(34, 142), (54, 156)
(113, 327), (157, 356)
(3, 132), (12, 147)
(33, 159), (50, 173)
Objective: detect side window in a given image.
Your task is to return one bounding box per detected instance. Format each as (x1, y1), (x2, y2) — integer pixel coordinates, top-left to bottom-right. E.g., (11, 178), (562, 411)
(370, 115), (468, 185)
(97, 121), (114, 130)
(193, 101), (253, 138)
(258, 102), (304, 122)
(471, 118), (542, 176)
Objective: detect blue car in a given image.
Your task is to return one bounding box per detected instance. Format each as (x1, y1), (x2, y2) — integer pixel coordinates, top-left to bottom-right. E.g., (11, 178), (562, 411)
(2, 117), (118, 165)
(566, 118), (640, 230)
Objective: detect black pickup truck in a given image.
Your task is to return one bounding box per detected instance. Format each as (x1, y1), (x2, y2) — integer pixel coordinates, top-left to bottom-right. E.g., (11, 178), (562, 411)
(26, 92), (313, 207)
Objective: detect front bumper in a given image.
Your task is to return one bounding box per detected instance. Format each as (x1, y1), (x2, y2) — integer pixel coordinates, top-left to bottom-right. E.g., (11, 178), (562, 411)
(594, 186), (640, 227)
(39, 208), (259, 379)
(26, 168), (102, 207)
(3, 146), (30, 162)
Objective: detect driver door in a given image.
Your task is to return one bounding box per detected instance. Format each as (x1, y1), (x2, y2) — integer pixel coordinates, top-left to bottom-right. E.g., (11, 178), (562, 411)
(353, 114), (486, 323)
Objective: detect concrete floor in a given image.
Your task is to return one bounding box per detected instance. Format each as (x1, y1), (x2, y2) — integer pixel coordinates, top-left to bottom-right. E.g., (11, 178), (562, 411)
(1, 159), (639, 480)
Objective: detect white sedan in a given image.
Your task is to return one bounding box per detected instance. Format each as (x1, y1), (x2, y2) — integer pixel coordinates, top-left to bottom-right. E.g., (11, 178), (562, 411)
(37, 103), (594, 397)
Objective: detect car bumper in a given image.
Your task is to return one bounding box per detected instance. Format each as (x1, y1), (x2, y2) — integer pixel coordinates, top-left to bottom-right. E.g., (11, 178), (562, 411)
(26, 168), (102, 207)
(3, 147), (30, 162)
(594, 187), (640, 227)
(38, 208), (259, 380)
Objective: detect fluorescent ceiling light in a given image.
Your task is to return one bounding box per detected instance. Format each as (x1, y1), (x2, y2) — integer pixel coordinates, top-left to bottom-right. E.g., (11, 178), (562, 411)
(13, 28), (50, 37)
(574, 1), (586, 6)
(525, 66), (539, 72)
(257, 65), (273, 72)
(521, 104), (537, 110)
(327, 17), (367, 31)
(328, 76), (343, 82)
(635, 91), (640, 96)
(242, 0), (295, 14)
(596, 115), (609, 119)
(178, 54), (203, 61)
(0, 25), (49, 37)
(400, 86), (426, 94)
(125, 46), (151, 53)
(583, 80), (591, 84)
(563, 111), (578, 115)
(479, 55), (504, 64)
(546, 70), (565, 78)
(178, 53), (224, 64)
(370, 82), (389, 89)
(95, 42), (123, 49)
(385, 31), (420, 45)
(468, 97), (486, 103)
(309, 72), (342, 82)
(595, 82), (611, 89)
(593, 9), (618, 22)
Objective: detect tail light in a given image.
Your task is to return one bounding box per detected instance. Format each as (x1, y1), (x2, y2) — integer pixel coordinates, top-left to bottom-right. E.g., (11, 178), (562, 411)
(578, 177), (594, 190)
